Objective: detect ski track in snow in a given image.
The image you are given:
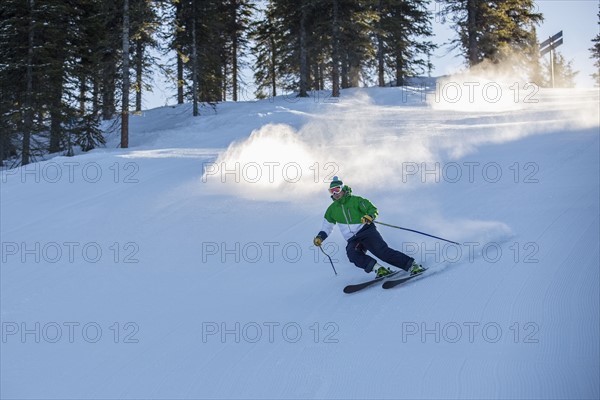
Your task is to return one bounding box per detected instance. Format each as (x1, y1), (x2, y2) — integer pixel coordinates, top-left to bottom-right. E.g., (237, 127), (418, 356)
(1, 87), (599, 399)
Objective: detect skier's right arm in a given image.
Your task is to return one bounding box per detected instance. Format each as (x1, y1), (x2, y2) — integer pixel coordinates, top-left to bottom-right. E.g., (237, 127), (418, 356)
(314, 216), (335, 246)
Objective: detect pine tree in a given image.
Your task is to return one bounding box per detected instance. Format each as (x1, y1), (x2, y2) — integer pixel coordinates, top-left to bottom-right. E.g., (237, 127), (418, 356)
(542, 51), (578, 88)
(439, 0), (543, 71)
(590, 6), (600, 87)
(98, 0), (121, 120)
(0, 0), (32, 163)
(223, 0), (255, 101)
(528, 26), (544, 86)
(72, 0), (105, 116)
(121, 0), (131, 148)
(0, 0), (163, 163)
(483, 0), (543, 68)
(131, 0), (161, 112)
(376, 0), (435, 86)
(250, 2), (283, 98)
(331, 0), (341, 97)
(253, 0), (377, 96)
(298, 1), (310, 97)
(335, 0), (376, 89)
(171, 0), (235, 112)
(0, 0), (77, 164)
(438, 0), (488, 66)
(159, 0), (185, 104)
(251, 0), (312, 96)
(20, 0), (36, 165)
(41, 1), (108, 155)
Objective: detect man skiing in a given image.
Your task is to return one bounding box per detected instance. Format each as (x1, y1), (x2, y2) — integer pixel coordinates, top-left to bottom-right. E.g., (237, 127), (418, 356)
(313, 176), (425, 278)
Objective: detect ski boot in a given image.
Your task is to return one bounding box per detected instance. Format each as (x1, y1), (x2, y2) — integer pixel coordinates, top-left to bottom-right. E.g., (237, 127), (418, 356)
(375, 265), (393, 278)
(408, 261), (425, 276)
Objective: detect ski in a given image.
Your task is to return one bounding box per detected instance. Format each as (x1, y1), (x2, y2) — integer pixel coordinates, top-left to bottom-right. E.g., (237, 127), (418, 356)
(343, 270), (403, 294)
(381, 269), (427, 289)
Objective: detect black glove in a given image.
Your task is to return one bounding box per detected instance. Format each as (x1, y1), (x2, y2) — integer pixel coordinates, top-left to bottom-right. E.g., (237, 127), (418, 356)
(313, 231), (327, 247)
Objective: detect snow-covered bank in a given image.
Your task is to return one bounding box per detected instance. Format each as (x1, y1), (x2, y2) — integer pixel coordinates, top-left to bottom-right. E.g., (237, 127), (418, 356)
(1, 87), (599, 399)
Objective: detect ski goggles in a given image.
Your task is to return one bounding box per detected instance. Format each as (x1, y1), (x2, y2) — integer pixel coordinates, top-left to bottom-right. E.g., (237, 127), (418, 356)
(329, 186), (342, 194)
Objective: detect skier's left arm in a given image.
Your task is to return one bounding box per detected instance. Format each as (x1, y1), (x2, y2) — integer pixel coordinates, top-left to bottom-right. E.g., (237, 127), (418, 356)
(358, 197), (378, 224)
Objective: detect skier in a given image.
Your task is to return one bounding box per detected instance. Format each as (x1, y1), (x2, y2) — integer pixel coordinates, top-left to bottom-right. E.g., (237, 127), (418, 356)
(313, 176), (425, 278)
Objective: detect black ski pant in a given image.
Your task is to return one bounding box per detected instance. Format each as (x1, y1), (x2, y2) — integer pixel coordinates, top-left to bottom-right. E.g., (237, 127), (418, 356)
(346, 223), (414, 273)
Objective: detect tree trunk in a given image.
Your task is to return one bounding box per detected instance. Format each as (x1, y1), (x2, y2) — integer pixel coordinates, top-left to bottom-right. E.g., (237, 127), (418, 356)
(340, 50), (349, 89)
(232, 45), (238, 101)
(48, 106), (62, 154)
(349, 59), (360, 87)
(395, 52), (404, 86)
(176, 0), (184, 104)
(100, 13), (117, 121)
(22, 0), (35, 165)
(121, 0), (130, 148)
(222, 63), (228, 101)
(192, 2), (199, 116)
(377, 36), (385, 86)
(299, 4), (309, 97)
(467, 0), (479, 66)
(48, 66), (64, 154)
(270, 33), (277, 97)
(331, 0), (340, 97)
(92, 77), (99, 116)
(101, 60), (116, 120)
(177, 47), (184, 104)
(135, 40), (143, 112)
(79, 76), (86, 114)
(231, 0), (238, 101)
(377, 0), (385, 87)
(0, 89), (14, 162)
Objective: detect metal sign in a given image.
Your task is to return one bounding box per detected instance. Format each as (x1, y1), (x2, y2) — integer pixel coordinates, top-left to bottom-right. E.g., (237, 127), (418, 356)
(540, 38), (564, 57)
(540, 31), (563, 50)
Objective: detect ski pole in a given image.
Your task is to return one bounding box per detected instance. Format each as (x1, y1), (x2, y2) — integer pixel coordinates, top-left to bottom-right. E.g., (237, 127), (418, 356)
(319, 246), (338, 276)
(374, 221), (460, 245)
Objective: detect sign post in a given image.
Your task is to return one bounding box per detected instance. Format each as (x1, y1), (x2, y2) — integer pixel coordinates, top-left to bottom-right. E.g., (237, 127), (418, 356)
(540, 31), (564, 88)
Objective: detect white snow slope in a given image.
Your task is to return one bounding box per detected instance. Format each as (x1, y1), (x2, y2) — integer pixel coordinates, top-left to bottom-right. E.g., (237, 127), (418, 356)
(1, 83), (599, 399)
